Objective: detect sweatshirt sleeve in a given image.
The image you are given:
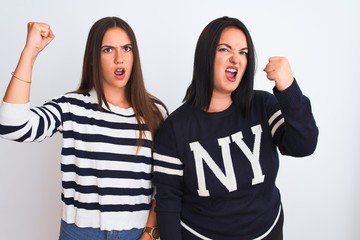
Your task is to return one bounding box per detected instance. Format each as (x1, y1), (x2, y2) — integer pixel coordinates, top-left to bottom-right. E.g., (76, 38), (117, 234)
(153, 119), (183, 240)
(270, 79), (319, 157)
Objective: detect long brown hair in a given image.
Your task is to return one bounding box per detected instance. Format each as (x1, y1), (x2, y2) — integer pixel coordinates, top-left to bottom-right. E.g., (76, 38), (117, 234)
(74, 16), (165, 146)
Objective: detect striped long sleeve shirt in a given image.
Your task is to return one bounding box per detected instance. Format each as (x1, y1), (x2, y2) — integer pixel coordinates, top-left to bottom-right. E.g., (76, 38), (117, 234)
(0, 89), (167, 231)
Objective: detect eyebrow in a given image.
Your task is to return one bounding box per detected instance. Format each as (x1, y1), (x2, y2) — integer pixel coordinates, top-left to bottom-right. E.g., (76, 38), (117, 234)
(101, 43), (133, 48)
(218, 43), (248, 51)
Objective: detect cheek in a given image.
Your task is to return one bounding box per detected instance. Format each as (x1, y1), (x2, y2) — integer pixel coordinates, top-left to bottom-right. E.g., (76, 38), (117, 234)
(214, 57), (225, 74)
(239, 59), (248, 73)
(100, 57), (109, 71)
(127, 54), (134, 66)
(214, 55), (223, 67)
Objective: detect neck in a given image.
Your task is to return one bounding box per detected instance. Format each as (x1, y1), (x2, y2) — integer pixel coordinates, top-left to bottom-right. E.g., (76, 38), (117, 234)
(108, 98), (130, 108)
(104, 89), (130, 108)
(207, 95), (232, 112)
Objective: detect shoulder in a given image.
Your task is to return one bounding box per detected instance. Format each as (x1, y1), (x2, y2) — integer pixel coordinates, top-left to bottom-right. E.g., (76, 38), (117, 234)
(53, 90), (97, 103)
(252, 90), (277, 105)
(47, 91), (99, 113)
(253, 89), (274, 99)
(248, 90), (279, 117)
(155, 103), (193, 140)
(167, 102), (193, 121)
(152, 97), (169, 118)
(158, 103), (198, 132)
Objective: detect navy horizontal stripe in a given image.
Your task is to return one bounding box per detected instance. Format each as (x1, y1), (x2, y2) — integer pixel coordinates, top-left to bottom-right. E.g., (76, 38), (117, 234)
(61, 164), (153, 180)
(0, 122), (27, 135)
(62, 195), (151, 212)
(55, 96), (138, 119)
(62, 181), (153, 196)
(31, 108), (46, 139)
(62, 148), (153, 164)
(62, 112), (148, 131)
(63, 131), (152, 148)
(16, 128), (32, 142)
(54, 96), (101, 113)
(42, 103), (62, 135)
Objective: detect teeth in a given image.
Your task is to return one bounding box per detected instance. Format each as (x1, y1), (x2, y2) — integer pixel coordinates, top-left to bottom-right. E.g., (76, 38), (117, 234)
(226, 68), (237, 73)
(115, 69), (124, 76)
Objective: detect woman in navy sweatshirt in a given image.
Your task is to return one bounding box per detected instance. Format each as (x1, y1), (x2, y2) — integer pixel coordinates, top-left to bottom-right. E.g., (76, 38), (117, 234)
(153, 16), (318, 240)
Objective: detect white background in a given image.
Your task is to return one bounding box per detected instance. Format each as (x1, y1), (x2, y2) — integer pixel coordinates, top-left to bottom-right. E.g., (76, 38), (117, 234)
(0, 0), (359, 239)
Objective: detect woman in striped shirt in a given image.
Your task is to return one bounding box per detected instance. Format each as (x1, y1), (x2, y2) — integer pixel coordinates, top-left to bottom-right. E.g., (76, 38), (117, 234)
(0, 17), (166, 240)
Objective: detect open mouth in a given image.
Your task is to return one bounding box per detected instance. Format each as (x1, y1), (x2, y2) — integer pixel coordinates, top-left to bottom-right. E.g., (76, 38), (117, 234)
(115, 68), (125, 77)
(225, 67), (237, 79)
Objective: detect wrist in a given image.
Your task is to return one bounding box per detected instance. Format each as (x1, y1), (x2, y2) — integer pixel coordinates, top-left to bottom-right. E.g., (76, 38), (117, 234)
(143, 226), (159, 240)
(140, 232), (152, 240)
(21, 46), (40, 63)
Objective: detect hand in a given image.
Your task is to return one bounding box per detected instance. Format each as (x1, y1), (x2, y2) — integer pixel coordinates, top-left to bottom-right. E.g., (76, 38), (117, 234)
(263, 56), (294, 91)
(24, 22), (55, 56)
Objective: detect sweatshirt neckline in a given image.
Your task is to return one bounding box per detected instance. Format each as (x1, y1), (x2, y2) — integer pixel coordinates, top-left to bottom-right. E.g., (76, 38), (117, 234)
(196, 103), (236, 119)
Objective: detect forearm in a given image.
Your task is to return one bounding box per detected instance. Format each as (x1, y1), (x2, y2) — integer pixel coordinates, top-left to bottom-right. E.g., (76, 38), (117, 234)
(146, 200), (157, 227)
(274, 80), (319, 156)
(139, 200), (157, 240)
(3, 22), (54, 104)
(3, 47), (38, 103)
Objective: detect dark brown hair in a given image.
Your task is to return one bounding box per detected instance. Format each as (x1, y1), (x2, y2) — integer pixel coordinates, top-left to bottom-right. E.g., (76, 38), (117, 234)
(184, 16), (256, 115)
(74, 16), (166, 147)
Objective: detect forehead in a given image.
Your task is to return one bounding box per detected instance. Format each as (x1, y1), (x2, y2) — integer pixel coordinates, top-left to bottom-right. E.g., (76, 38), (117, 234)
(102, 27), (131, 45)
(218, 26), (247, 47)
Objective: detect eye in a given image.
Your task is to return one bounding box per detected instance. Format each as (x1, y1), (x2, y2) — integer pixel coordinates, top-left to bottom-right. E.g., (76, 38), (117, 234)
(239, 50), (248, 56)
(218, 47), (230, 52)
(123, 45), (132, 52)
(102, 47), (113, 53)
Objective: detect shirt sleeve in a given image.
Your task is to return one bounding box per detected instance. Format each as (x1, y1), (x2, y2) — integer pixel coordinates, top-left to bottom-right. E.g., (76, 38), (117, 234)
(269, 79), (319, 157)
(153, 119), (183, 240)
(0, 98), (63, 142)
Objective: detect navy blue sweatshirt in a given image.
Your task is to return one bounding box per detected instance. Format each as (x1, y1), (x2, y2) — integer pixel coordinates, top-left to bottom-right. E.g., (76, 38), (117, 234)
(153, 80), (318, 239)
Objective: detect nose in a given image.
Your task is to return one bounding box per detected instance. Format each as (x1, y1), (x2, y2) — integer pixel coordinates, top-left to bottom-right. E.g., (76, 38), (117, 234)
(115, 50), (124, 64)
(229, 53), (240, 64)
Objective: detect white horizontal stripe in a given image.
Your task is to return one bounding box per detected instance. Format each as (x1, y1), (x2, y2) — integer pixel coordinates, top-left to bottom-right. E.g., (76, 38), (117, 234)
(29, 109), (56, 140)
(181, 221), (212, 240)
(154, 166), (183, 176)
(271, 118), (285, 137)
(180, 205), (281, 240)
(62, 173), (152, 189)
(268, 110), (282, 126)
(153, 152), (182, 165)
(0, 102), (31, 125)
(63, 189), (151, 205)
(62, 157), (151, 173)
(61, 102), (137, 124)
(42, 102), (62, 121)
(253, 205), (282, 240)
(62, 202), (149, 231)
(63, 139), (152, 157)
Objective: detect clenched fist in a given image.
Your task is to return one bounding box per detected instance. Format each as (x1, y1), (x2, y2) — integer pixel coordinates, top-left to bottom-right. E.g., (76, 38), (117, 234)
(263, 56), (294, 91)
(24, 22), (55, 56)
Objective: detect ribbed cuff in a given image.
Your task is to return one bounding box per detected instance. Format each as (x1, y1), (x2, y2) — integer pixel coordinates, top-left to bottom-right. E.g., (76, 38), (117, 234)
(0, 101), (31, 125)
